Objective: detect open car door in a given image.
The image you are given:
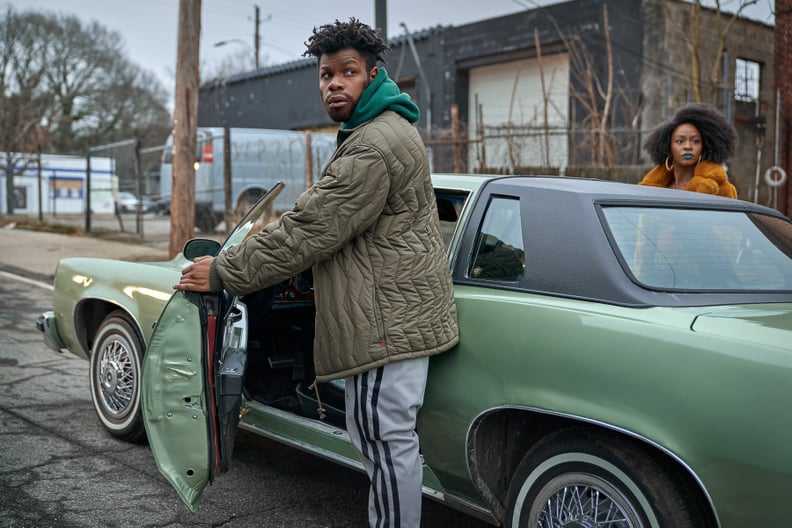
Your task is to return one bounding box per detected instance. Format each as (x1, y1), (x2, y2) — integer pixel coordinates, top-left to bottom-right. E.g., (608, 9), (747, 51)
(141, 183), (285, 512)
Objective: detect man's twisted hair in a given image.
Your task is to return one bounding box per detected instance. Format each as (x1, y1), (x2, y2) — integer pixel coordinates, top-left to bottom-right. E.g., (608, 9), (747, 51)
(643, 102), (737, 165)
(303, 17), (390, 69)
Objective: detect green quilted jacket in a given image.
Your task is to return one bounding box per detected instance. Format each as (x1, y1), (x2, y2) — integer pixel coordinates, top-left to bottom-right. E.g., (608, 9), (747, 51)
(210, 110), (459, 381)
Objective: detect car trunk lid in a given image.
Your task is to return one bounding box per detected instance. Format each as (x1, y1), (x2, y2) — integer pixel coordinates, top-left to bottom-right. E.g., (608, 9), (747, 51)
(690, 303), (792, 350)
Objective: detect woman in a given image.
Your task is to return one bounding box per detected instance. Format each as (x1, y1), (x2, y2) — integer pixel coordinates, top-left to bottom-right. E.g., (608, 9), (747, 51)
(640, 102), (738, 198)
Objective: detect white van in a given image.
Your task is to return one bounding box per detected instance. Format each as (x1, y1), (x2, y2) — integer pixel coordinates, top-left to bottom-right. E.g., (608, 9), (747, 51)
(160, 127), (336, 232)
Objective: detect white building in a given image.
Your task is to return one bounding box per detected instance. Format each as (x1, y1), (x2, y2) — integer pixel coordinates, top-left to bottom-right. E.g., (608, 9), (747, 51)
(0, 154), (116, 215)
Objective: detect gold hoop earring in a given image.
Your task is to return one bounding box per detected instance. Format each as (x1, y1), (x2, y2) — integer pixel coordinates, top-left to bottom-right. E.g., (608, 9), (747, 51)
(664, 157), (673, 171)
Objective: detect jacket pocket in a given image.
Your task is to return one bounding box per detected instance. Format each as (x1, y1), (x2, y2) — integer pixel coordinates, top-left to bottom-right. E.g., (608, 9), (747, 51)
(371, 284), (386, 349)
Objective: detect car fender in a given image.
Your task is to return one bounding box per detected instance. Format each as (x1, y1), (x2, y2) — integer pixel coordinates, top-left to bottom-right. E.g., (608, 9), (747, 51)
(53, 259), (180, 357)
(465, 405), (718, 524)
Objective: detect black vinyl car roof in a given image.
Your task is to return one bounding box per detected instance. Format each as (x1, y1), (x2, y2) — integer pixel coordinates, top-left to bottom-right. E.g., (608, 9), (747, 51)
(452, 176), (792, 308)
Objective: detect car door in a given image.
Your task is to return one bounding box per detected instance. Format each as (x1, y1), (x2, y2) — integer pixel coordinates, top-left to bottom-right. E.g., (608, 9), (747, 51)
(141, 183), (285, 512)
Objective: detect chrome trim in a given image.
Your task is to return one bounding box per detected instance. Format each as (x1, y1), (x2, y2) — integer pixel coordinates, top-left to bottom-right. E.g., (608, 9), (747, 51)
(434, 184), (478, 269)
(37, 311), (64, 352)
(465, 405), (722, 528)
(239, 400), (362, 469)
(240, 400), (499, 525)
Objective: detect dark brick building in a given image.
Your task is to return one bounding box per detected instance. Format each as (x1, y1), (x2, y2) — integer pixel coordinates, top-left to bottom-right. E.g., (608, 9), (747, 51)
(198, 0), (776, 207)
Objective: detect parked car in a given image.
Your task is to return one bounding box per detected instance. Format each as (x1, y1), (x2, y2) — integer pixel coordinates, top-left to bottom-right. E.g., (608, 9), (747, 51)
(38, 175), (792, 527)
(116, 191), (155, 213)
(151, 197), (170, 216)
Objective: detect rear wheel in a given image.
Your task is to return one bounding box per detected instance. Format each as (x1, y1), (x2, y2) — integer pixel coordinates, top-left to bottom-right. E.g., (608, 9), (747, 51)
(89, 311), (146, 443)
(195, 203), (218, 233)
(504, 428), (710, 528)
(235, 189), (265, 218)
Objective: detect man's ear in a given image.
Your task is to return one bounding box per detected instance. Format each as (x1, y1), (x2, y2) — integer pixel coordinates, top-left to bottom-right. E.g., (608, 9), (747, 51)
(369, 65), (378, 81)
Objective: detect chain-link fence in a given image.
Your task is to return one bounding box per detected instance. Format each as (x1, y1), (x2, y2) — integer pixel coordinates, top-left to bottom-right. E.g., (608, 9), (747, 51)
(1, 128), (338, 246)
(0, 141), (168, 244)
(427, 123), (782, 206)
(81, 139), (168, 244)
(2, 123), (785, 242)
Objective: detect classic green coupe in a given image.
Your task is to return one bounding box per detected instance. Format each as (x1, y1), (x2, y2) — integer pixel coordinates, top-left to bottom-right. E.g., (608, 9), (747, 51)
(38, 174), (792, 527)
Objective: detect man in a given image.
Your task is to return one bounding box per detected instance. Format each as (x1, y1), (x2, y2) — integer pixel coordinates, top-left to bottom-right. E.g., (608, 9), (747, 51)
(175, 17), (459, 528)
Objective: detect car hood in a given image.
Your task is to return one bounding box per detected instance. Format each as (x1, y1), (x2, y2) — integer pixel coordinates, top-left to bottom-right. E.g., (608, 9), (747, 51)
(691, 303), (792, 351)
(59, 254), (188, 273)
(145, 257), (189, 271)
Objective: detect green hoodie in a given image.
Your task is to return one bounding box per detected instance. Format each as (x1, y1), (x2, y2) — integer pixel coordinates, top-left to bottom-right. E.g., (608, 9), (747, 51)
(341, 67), (420, 130)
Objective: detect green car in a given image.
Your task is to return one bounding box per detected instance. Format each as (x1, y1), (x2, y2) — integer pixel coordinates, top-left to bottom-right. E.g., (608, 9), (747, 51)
(38, 174), (792, 527)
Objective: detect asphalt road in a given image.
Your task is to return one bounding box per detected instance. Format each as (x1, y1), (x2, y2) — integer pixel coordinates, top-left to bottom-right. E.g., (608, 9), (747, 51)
(0, 271), (493, 528)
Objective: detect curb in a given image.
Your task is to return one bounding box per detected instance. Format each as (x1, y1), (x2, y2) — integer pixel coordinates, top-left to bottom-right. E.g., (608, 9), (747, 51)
(0, 262), (53, 285)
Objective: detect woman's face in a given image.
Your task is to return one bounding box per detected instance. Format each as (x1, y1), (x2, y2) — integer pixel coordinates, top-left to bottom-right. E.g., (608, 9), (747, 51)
(669, 123), (702, 168)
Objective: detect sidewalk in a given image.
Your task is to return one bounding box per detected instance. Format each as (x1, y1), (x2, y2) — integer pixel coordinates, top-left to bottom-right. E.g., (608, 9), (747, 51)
(0, 225), (170, 282)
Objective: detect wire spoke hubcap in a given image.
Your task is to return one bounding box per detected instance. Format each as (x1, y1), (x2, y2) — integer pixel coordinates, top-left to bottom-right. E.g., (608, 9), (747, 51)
(534, 474), (643, 528)
(97, 339), (137, 419)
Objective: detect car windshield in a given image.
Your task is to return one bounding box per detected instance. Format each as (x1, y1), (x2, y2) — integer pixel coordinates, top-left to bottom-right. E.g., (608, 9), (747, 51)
(602, 206), (792, 291)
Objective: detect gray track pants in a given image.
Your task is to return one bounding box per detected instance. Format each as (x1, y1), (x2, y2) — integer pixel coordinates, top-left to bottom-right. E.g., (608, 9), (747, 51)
(345, 356), (430, 528)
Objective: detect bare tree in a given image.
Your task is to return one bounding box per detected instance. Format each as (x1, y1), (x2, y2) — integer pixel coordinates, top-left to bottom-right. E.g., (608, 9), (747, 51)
(550, 5), (627, 166)
(683, 0), (760, 103)
(0, 6), (171, 215)
(78, 67), (171, 147)
(41, 13), (171, 152)
(0, 8), (53, 214)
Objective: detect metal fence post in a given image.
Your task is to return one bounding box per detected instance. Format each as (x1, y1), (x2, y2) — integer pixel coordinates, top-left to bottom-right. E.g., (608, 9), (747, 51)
(134, 139), (144, 240)
(85, 152), (92, 233)
(37, 145), (43, 223)
(224, 123), (232, 235)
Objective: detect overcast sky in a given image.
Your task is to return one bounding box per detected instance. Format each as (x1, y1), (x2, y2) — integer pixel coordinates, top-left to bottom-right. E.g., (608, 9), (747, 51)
(9, 0), (775, 98)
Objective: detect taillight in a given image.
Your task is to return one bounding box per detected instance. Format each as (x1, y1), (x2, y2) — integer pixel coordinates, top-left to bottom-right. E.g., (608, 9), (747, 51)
(202, 143), (214, 163)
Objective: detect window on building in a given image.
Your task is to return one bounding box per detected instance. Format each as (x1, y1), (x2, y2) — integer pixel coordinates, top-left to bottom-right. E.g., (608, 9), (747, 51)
(735, 58), (760, 103)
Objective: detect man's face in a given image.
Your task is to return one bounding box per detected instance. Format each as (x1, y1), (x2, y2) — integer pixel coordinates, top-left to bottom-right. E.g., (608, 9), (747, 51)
(318, 48), (377, 123)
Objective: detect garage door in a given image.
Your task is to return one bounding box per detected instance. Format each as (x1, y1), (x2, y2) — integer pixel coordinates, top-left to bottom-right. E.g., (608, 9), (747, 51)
(468, 54), (569, 172)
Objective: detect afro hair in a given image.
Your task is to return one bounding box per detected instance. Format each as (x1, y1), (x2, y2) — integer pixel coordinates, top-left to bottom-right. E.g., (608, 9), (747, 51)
(643, 102), (737, 165)
(303, 17), (389, 69)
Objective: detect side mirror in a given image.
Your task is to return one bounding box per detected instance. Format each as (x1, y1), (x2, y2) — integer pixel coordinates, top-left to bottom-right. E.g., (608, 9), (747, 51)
(183, 238), (222, 260)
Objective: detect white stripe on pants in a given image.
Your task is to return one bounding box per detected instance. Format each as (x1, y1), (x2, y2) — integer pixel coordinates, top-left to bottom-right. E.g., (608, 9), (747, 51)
(345, 357), (429, 528)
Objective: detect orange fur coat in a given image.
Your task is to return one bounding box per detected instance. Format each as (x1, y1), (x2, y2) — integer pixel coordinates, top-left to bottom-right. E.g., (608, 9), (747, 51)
(639, 161), (737, 198)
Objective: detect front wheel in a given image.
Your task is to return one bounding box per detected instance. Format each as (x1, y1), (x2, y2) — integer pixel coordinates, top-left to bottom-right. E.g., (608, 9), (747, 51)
(89, 311), (146, 443)
(504, 428), (711, 528)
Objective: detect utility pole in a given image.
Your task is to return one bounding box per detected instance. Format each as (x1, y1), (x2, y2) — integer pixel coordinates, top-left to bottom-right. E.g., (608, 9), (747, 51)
(254, 5), (261, 69)
(375, 0), (387, 43)
(169, 0), (201, 258)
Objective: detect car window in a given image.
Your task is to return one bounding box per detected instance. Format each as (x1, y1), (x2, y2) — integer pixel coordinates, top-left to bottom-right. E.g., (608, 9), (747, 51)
(469, 196), (525, 282)
(603, 206), (792, 291)
(434, 188), (469, 251)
